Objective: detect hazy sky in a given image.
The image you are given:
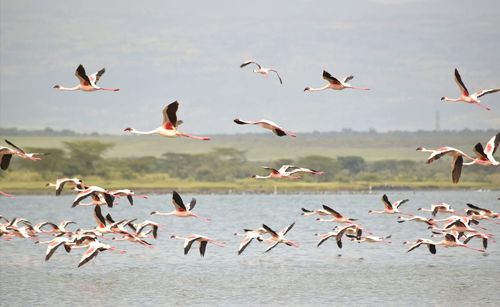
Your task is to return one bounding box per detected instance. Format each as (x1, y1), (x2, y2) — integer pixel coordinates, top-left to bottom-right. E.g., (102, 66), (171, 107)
(1, 0), (499, 135)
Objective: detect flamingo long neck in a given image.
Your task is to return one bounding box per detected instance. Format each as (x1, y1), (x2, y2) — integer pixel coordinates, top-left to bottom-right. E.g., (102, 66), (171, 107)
(442, 97), (462, 102)
(56, 85), (80, 91)
(306, 84), (330, 92)
(129, 128), (159, 135)
(253, 175), (271, 179)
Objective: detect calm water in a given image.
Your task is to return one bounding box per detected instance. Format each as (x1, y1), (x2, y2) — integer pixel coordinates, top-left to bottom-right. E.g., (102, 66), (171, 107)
(1, 191), (499, 306)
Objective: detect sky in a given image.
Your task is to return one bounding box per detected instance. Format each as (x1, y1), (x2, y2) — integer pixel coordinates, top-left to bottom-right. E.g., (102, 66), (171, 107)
(0, 0), (499, 135)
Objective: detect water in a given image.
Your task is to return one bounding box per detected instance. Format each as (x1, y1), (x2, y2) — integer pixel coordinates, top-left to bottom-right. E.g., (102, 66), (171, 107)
(1, 191), (499, 306)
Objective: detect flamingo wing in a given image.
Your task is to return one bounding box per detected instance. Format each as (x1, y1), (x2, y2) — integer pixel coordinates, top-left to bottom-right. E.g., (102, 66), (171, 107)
(322, 205), (343, 219)
(184, 237), (200, 255)
(394, 199), (410, 209)
(186, 198), (196, 211)
(234, 118), (258, 125)
(75, 64), (92, 86)
(454, 68), (470, 96)
(162, 101), (179, 129)
(4, 139), (26, 154)
(262, 224), (278, 237)
(78, 244), (100, 267)
(240, 60), (261, 69)
(381, 194), (393, 211)
(474, 88), (500, 98)
(281, 222), (295, 235)
(1, 154), (13, 170)
(172, 191), (187, 211)
(484, 132), (500, 163)
(343, 75), (354, 83)
(322, 70), (341, 85)
(199, 241), (208, 257)
(264, 241), (280, 253)
(451, 155), (463, 184)
(269, 69), (283, 84)
(473, 143), (487, 159)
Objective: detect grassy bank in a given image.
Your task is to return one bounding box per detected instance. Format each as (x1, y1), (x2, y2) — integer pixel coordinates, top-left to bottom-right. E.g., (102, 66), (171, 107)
(1, 176), (497, 194)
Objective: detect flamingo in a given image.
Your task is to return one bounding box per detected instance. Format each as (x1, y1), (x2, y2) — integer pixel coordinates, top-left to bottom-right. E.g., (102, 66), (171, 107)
(0, 191), (13, 197)
(46, 178), (84, 196)
(252, 165), (322, 179)
(304, 70), (369, 92)
(397, 215), (435, 225)
(78, 240), (124, 267)
(368, 194), (410, 215)
(416, 146), (475, 183)
(351, 235), (392, 244)
(34, 220), (76, 235)
(463, 133), (500, 166)
(433, 233), (485, 253)
(307, 205), (357, 224)
(463, 232), (494, 250)
(132, 220), (159, 239)
(72, 185), (115, 208)
(334, 224), (363, 248)
(404, 239), (437, 254)
(54, 64), (120, 92)
(466, 203), (500, 219)
(124, 101), (210, 140)
(170, 234), (225, 256)
(418, 203), (456, 217)
(150, 191), (210, 221)
(234, 227), (268, 255)
(441, 68), (500, 110)
(109, 189), (148, 206)
(234, 118), (296, 137)
(261, 222), (298, 252)
(1, 139), (46, 170)
(240, 60), (283, 84)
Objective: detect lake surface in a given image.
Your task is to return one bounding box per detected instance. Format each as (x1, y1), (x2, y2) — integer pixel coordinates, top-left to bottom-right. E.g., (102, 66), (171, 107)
(1, 191), (499, 306)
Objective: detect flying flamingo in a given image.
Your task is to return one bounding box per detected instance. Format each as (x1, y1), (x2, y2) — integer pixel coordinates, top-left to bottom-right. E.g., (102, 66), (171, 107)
(304, 70), (369, 92)
(303, 205), (357, 224)
(0, 139), (46, 171)
(54, 64), (120, 92)
(261, 222), (298, 252)
(368, 194), (410, 215)
(418, 203), (456, 216)
(170, 234), (225, 256)
(463, 133), (500, 166)
(351, 235), (392, 244)
(252, 165), (322, 179)
(416, 146), (475, 183)
(46, 178), (84, 196)
(109, 189), (148, 206)
(78, 240), (125, 268)
(150, 191), (210, 221)
(72, 185), (115, 208)
(441, 68), (500, 110)
(404, 239), (437, 254)
(234, 227), (268, 255)
(240, 60), (283, 84)
(124, 101), (210, 140)
(397, 215), (435, 226)
(466, 203), (500, 219)
(0, 191), (13, 197)
(233, 118), (296, 137)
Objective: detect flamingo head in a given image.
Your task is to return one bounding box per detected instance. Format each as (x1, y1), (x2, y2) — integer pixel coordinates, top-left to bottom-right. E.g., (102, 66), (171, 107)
(124, 127), (134, 132)
(440, 96), (446, 100)
(304, 87), (311, 92)
(53, 85), (61, 89)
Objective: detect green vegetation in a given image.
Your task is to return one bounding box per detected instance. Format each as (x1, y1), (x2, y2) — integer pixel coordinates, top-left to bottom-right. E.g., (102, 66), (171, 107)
(1, 134), (498, 193)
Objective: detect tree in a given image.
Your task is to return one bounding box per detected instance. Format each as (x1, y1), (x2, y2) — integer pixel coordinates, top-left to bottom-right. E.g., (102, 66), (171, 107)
(62, 140), (114, 176)
(337, 156), (366, 175)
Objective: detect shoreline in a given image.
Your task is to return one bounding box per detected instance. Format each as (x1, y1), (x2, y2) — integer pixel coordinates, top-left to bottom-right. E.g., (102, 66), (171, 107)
(2, 180), (498, 195)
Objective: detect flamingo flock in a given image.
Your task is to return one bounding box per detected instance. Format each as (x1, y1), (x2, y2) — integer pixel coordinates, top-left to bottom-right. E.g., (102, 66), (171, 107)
(1, 58), (499, 268)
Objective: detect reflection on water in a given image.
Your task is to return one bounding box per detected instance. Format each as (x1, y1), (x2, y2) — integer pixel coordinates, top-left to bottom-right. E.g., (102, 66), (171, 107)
(1, 191), (499, 305)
